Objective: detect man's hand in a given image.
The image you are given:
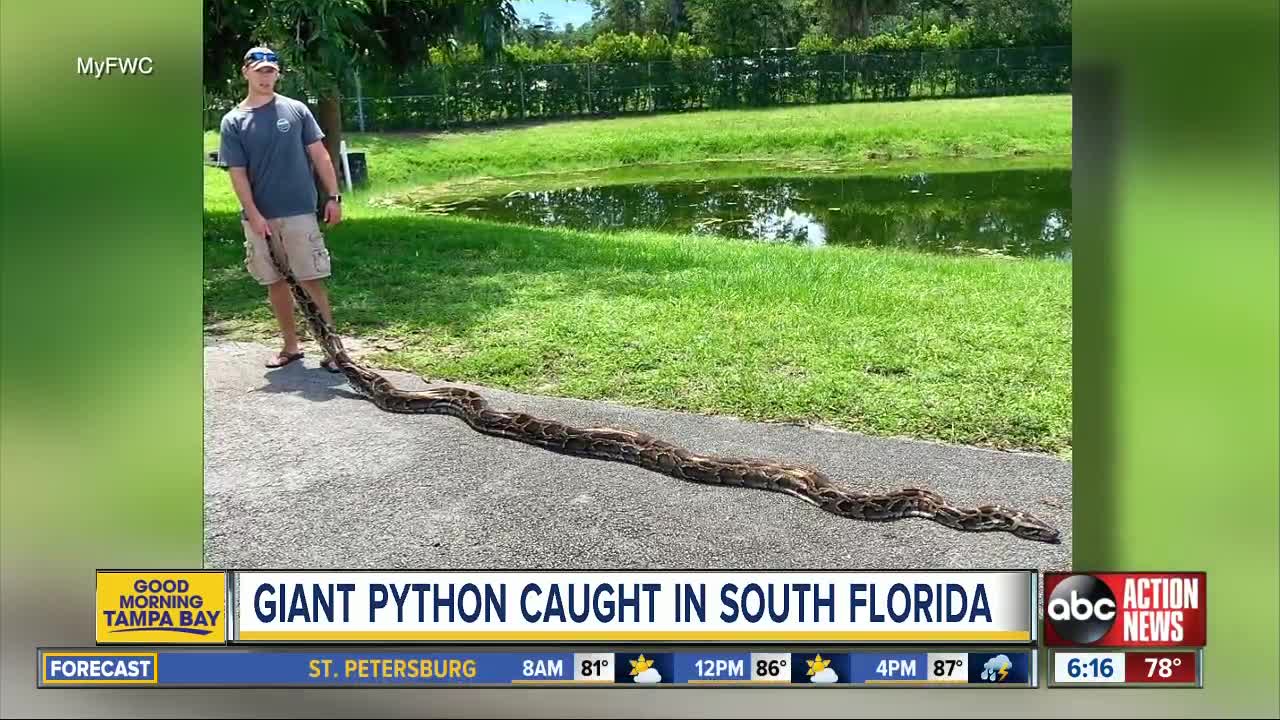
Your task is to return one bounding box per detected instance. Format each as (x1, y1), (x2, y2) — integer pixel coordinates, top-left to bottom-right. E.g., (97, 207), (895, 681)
(322, 198), (343, 225)
(246, 210), (271, 240)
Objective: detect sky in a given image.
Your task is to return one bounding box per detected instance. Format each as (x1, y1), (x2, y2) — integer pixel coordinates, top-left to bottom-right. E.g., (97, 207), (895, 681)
(512, 0), (595, 29)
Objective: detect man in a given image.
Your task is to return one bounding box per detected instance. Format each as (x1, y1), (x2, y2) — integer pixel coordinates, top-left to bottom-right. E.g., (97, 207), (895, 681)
(218, 45), (344, 371)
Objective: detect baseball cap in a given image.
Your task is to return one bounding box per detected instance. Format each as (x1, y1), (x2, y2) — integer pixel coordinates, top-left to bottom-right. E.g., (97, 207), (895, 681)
(243, 46), (280, 71)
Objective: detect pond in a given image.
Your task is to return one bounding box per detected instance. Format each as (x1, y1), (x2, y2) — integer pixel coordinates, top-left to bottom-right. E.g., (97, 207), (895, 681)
(418, 167), (1071, 259)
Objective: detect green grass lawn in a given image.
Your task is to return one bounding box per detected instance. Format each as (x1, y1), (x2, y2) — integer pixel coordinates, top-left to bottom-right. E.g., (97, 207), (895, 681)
(204, 95), (1072, 456)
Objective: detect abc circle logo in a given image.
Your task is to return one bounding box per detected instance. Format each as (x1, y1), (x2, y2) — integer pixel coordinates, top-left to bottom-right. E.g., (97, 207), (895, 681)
(1047, 575), (1116, 644)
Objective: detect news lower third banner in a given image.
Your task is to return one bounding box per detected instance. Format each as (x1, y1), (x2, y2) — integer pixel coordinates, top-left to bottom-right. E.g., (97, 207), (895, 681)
(37, 648), (1039, 687)
(95, 570), (1036, 644)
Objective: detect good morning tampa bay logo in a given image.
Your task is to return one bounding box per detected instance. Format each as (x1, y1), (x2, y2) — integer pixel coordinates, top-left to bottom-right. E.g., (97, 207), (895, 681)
(96, 572), (226, 643)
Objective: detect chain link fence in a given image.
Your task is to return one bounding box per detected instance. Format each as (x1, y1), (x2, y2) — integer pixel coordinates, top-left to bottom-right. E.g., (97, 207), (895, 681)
(206, 46), (1069, 132)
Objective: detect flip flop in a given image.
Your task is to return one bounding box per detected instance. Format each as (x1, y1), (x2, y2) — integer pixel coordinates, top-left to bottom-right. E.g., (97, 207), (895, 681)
(266, 351), (304, 368)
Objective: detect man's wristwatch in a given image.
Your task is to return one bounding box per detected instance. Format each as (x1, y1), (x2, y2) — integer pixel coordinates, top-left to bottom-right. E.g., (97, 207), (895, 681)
(325, 194), (342, 205)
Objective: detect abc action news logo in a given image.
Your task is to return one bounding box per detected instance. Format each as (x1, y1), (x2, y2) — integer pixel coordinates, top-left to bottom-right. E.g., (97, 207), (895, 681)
(1044, 573), (1206, 647)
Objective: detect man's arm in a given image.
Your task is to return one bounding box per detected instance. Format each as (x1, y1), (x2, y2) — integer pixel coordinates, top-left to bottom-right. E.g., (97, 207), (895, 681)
(306, 140), (340, 197)
(227, 167), (262, 218)
(307, 140), (342, 225)
(220, 120), (272, 238)
(227, 166), (273, 239)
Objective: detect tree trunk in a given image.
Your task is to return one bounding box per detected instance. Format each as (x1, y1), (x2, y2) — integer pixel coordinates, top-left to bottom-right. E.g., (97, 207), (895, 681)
(831, 0), (867, 40)
(667, 0), (686, 34)
(853, 0), (869, 38)
(315, 93), (345, 198)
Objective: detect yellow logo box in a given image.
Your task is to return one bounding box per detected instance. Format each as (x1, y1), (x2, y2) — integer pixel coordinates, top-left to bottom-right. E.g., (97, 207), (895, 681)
(96, 571), (227, 644)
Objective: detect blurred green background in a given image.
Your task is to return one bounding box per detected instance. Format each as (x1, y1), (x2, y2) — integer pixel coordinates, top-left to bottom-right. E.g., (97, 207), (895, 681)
(1074, 0), (1278, 714)
(1, 0), (1276, 716)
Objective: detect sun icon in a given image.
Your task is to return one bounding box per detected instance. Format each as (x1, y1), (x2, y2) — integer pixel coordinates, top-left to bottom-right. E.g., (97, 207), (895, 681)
(629, 654), (655, 676)
(806, 654), (831, 676)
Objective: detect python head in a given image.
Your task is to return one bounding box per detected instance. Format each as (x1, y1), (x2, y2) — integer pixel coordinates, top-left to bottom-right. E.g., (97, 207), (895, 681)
(1008, 511), (1062, 544)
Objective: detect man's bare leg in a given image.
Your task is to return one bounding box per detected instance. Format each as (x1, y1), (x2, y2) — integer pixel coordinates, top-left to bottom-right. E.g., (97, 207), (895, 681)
(299, 278), (338, 365)
(267, 279), (302, 363)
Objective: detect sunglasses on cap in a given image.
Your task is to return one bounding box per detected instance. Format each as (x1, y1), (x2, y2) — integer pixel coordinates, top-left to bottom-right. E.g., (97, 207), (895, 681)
(244, 51), (279, 64)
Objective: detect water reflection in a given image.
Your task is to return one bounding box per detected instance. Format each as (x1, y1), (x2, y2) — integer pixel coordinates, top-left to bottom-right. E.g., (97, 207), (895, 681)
(423, 169), (1072, 259)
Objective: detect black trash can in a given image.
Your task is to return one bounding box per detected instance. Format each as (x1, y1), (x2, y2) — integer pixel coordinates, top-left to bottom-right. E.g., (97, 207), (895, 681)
(346, 151), (368, 187)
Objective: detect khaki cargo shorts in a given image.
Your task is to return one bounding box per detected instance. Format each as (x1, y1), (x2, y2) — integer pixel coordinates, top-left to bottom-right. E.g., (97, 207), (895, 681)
(242, 213), (332, 285)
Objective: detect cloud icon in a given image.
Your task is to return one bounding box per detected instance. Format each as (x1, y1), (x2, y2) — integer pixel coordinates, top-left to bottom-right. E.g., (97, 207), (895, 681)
(634, 668), (662, 684)
(810, 667), (838, 684)
(980, 655), (1012, 682)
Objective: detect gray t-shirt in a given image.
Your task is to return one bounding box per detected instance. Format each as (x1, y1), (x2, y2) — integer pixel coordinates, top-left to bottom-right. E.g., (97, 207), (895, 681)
(218, 94), (325, 220)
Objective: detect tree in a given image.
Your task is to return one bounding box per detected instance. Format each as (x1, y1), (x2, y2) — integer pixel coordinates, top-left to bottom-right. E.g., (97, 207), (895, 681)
(591, 0), (650, 33)
(205, 2), (270, 99)
(686, 0), (807, 55)
(816, 0), (902, 40)
(563, 19), (600, 46)
(463, 0), (521, 62)
(519, 12), (559, 47)
(587, 0), (688, 37)
(204, 0), (518, 190)
(590, 0), (645, 35)
(666, 0), (688, 34)
(960, 0), (1068, 45)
